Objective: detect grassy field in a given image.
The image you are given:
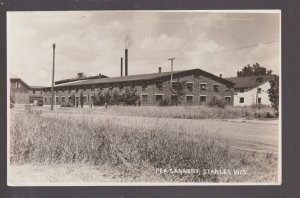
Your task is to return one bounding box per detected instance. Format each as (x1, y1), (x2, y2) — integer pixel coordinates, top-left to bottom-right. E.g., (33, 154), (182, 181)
(9, 106), (279, 184)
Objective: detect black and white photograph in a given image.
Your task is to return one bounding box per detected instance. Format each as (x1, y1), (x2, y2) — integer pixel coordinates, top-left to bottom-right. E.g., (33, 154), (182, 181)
(7, 10), (281, 185)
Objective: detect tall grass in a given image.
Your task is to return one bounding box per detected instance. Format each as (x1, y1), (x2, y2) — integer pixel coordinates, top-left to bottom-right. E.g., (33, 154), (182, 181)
(48, 105), (276, 120)
(10, 108), (277, 182)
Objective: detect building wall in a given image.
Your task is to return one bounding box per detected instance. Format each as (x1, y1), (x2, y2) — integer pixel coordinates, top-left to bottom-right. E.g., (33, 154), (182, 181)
(42, 71), (234, 106)
(10, 80), (30, 104)
(233, 81), (271, 106)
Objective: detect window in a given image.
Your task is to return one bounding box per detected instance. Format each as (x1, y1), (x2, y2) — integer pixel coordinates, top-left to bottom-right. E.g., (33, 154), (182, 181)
(200, 83), (207, 91)
(239, 97), (244, 103)
(141, 94), (148, 102)
(156, 81), (163, 90)
(155, 94), (163, 101)
(56, 97), (59, 103)
(258, 88), (261, 93)
(186, 95), (193, 102)
(44, 97), (47, 102)
(33, 90), (36, 94)
(258, 98), (262, 104)
(225, 96), (231, 103)
(142, 82), (148, 91)
(200, 95), (207, 103)
(16, 81), (21, 88)
(83, 96), (87, 103)
(186, 82), (193, 92)
(40, 91), (42, 94)
(213, 85), (219, 92)
(240, 88), (244, 93)
(62, 97), (65, 103)
(68, 96), (71, 102)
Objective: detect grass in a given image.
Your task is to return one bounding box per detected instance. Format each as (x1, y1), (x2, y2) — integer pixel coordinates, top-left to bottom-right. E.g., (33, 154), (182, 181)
(26, 104), (277, 120)
(9, 107), (278, 183)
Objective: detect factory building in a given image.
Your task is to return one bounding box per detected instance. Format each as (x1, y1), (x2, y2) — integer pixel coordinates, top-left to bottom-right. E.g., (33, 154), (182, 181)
(42, 68), (235, 106)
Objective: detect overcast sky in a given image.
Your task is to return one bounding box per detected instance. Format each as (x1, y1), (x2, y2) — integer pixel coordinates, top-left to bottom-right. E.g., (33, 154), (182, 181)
(7, 11), (280, 86)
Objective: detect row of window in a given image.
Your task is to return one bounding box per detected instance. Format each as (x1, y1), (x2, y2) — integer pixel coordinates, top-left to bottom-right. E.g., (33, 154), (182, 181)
(44, 83), (227, 94)
(239, 97), (262, 103)
(239, 88), (262, 93)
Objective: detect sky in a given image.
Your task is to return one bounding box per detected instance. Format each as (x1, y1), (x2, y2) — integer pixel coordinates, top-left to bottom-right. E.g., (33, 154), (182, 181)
(7, 11), (280, 86)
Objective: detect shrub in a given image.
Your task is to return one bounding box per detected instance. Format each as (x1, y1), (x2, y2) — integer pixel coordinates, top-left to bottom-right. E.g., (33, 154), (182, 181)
(10, 95), (15, 108)
(268, 75), (279, 112)
(159, 99), (169, 106)
(208, 95), (225, 108)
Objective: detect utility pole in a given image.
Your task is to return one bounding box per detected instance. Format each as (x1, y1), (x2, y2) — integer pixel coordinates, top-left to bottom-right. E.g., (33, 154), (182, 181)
(168, 57), (175, 103)
(168, 57), (175, 90)
(51, 43), (56, 110)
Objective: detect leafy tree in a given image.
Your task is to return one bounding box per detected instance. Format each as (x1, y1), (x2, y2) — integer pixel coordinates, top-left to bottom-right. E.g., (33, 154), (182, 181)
(237, 63), (272, 77)
(79, 91), (84, 108)
(268, 75), (279, 112)
(171, 80), (186, 106)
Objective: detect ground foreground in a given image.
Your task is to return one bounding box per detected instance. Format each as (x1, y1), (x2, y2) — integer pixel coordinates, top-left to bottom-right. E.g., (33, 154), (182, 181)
(8, 106), (279, 184)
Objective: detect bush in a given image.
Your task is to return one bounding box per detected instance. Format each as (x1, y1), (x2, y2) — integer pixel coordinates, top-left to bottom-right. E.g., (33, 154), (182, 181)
(10, 95), (15, 108)
(250, 104), (269, 110)
(208, 95), (225, 108)
(60, 103), (72, 107)
(159, 99), (169, 106)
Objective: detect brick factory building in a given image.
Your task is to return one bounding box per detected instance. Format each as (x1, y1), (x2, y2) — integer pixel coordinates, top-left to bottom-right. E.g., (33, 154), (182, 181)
(42, 68), (235, 106)
(10, 75), (44, 105)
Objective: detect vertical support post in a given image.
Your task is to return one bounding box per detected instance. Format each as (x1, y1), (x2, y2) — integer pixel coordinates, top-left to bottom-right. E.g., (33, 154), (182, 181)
(168, 57), (175, 103)
(51, 43), (56, 110)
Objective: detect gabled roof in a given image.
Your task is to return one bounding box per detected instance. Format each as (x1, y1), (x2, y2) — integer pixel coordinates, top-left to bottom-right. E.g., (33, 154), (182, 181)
(10, 75), (31, 89)
(53, 68), (234, 88)
(225, 75), (274, 89)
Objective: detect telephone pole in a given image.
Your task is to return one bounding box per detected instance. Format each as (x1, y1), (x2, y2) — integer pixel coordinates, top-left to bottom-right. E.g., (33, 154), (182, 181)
(168, 57), (175, 104)
(51, 43), (56, 110)
(168, 57), (175, 91)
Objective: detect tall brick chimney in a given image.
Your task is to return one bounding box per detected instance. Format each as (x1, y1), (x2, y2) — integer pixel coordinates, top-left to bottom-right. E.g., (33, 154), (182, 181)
(121, 57), (123, 77)
(125, 49), (128, 76)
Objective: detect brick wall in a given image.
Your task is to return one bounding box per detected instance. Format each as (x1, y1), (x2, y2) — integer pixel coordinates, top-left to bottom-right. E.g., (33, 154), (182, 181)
(42, 70), (234, 106)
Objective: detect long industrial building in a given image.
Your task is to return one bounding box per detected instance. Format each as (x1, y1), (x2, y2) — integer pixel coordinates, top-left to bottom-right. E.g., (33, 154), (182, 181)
(41, 67), (235, 106)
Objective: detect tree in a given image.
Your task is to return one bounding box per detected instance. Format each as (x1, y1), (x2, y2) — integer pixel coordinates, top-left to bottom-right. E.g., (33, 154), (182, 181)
(171, 80), (186, 106)
(237, 63), (272, 77)
(268, 75), (279, 112)
(79, 91), (84, 108)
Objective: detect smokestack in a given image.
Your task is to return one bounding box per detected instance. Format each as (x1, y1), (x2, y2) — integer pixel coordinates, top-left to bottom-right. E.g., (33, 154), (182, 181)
(125, 49), (128, 76)
(158, 67), (162, 73)
(220, 74), (222, 78)
(121, 57), (123, 77)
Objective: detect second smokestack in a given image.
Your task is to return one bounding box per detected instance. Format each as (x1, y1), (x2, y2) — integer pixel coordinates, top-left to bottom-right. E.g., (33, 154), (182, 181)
(120, 57), (123, 77)
(125, 49), (128, 76)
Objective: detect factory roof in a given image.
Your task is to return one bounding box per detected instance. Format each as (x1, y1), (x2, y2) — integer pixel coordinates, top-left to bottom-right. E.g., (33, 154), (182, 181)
(225, 75), (274, 89)
(51, 68), (234, 88)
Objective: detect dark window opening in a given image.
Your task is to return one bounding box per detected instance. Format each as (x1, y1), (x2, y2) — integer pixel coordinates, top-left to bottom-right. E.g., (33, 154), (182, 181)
(156, 81), (163, 91)
(200, 96), (206, 103)
(240, 97), (244, 103)
(142, 82), (148, 91)
(155, 95), (163, 101)
(213, 85), (219, 92)
(33, 90), (35, 94)
(200, 83), (207, 91)
(258, 88), (261, 93)
(62, 97), (65, 102)
(225, 97), (231, 103)
(186, 82), (193, 92)
(44, 98), (47, 102)
(258, 98), (261, 104)
(186, 95), (193, 102)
